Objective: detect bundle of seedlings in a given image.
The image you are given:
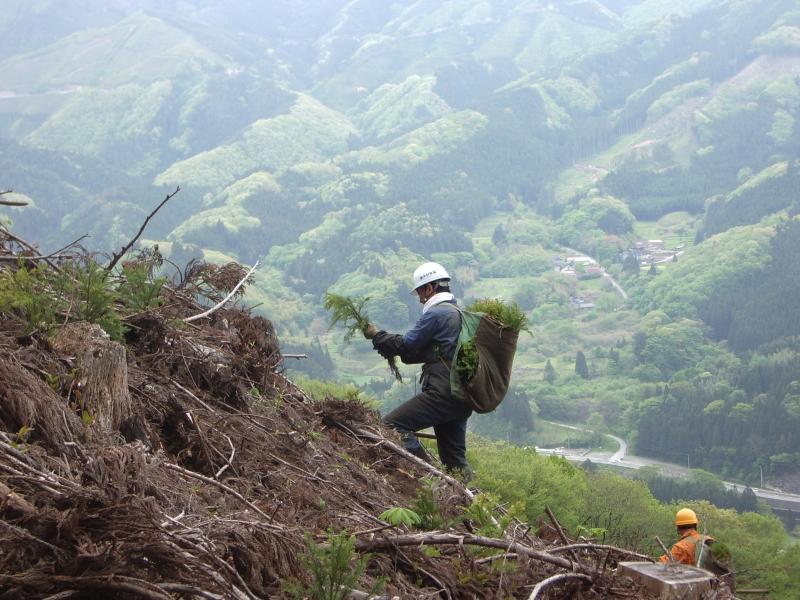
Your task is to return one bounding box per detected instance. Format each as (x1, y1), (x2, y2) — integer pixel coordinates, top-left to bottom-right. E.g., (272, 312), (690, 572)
(323, 292), (402, 381)
(454, 298), (529, 385)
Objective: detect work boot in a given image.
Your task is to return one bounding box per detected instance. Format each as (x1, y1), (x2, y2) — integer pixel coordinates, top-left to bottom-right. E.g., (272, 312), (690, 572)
(446, 463), (474, 484)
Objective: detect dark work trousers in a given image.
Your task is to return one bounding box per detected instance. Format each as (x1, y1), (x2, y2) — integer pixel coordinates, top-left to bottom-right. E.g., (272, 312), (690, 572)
(382, 362), (472, 470)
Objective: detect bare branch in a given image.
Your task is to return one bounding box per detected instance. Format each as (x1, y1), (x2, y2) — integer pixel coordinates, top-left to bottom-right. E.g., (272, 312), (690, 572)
(354, 532), (573, 571)
(214, 433), (236, 479)
(0, 196), (28, 206)
(0, 254), (72, 262)
(183, 260), (259, 323)
(545, 505), (583, 569)
(163, 461), (281, 528)
(527, 573), (592, 600)
(106, 187), (180, 272)
(48, 234), (89, 256)
(328, 420), (475, 501)
(0, 226), (62, 271)
(20, 575), (174, 600)
(0, 191), (25, 206)
(655, 535), (674, 562)
(550, 543), (653, 562)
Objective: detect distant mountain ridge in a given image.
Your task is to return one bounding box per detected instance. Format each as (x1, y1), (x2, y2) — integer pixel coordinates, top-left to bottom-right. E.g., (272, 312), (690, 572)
(0, 0), (797, 335)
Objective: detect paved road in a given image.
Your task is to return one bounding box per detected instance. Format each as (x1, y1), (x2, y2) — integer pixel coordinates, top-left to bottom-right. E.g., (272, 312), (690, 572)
(538, 421), (800, 511)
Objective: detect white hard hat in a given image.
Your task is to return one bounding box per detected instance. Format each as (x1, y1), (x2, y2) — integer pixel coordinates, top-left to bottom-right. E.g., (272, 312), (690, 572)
(411, 262), (450, 293)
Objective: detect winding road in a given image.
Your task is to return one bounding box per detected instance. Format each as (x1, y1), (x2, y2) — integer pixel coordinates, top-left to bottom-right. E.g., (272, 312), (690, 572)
(538, 421), (800, 511)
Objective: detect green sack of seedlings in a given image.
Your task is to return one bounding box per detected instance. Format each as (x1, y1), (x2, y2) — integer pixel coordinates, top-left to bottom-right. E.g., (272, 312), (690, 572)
(450, 299), (529, 414)
(323, 292), (402, 382)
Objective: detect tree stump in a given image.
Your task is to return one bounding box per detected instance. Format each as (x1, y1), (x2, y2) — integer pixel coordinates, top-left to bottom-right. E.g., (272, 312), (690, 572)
(53, 322), (132, 434)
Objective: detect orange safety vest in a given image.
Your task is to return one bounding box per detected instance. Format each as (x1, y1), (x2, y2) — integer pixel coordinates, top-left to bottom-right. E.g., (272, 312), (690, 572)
(659, 530), (714, 567)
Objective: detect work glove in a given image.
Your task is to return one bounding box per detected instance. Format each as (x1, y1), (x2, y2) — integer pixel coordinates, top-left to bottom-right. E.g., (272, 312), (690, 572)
(363, 323), (378, 339)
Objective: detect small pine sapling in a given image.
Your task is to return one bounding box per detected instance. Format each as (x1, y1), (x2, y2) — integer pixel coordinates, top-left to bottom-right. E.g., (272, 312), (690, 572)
(282, 529), (384, 600)
(323, 292), (402, 381)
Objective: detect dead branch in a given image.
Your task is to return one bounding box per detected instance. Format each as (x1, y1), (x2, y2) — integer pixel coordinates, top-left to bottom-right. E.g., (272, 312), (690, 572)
(0, 198), (27, 206)
(549, 543), (653, 562)
(156, 583), (226, 600)
(48, 234), (89, 257)
(655, 535), (674, 562)
(0, 254), (73, 262)
(157, 531), (255, 600)
(171, 379), (218, 412)
(545, 504), (583, 569)
(183, 260), (259, 323)
(106, 186), (180, 272)
(214, 433), (236, 479)
(6, 575), (174, 600)
(354, 532), (573, 571)
(527, 573), (592, 600)
(0, 519), (66, 559)
(328, 420), (475, 502)
(163, 461), (281, 527)
(475, 552), (519, 565)
(0, 226), (62, 271)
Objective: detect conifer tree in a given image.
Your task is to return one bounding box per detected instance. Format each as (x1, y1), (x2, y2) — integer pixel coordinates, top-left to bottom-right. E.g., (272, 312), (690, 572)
(544, 359), (556, 383)
(575, 350), (589, 379)
(492, 224), (507, 247)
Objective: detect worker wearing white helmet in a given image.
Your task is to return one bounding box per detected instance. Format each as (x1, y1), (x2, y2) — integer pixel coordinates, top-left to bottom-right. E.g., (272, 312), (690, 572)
(364, 262), (472, 477)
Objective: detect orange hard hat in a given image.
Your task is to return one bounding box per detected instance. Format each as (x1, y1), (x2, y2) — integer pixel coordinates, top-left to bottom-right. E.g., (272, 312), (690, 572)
(675, 508), (699, 526)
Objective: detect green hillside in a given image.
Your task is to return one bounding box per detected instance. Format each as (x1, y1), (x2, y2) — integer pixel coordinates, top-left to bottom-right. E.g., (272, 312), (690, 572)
(0, 12), (227, 92)
(155, 94), (357, 190)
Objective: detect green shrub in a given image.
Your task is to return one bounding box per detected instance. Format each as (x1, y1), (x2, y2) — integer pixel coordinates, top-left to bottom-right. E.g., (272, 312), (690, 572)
(0, 258), (128, 340)
(412, 477), (449, 530)
(379, 507), (422, 528)
(0, 262), (61, 332)
(117, 263), (166, 311)
(283, 530), (383, 600)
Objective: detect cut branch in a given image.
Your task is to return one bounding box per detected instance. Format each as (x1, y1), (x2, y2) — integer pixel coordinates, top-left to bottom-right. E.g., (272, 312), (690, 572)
(183, 261), (259, 323)
(550, 543), (653, 562)
(655, 535), (674, 562)
(163, 461), (280, 527)
(0, 226), (62, 271)
(354, 532), (573, 571)
(106, 186), (180, 272)
(527, 573), (592, 600)
(0, 254), (72, 262)
(327, 419), (475, 502)
(545, 505), (583, 569)
(0, 197), (28, 206)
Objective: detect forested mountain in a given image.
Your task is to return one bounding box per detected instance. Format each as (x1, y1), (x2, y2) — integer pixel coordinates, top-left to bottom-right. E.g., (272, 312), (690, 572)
(2, 0), (800, 484)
